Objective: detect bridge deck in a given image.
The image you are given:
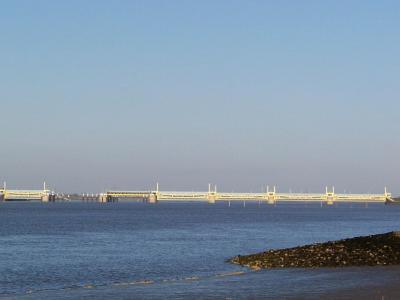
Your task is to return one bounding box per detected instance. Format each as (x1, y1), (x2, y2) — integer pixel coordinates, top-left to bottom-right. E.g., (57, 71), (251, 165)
(104, 190), (390, 203)
(0, 189), (50, 200)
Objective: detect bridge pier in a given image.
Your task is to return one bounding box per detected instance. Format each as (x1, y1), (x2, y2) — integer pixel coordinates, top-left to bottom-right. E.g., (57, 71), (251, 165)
(108, 196), (117, 202)
(99, 194), (108, 203)
(207, 194), (217, 204)
(265, 186), (276, 204)
(148, 183), (159, 204)
(41, 193), (56, 202)
(148, 193), (158, 204)
(326, 186), (336, 205)
(207, 184), (217, 204)
(99, 194), (117, 202)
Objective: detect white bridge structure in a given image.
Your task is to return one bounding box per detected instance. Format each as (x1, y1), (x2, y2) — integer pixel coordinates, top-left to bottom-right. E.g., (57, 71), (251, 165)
(0, 182), (55, 202)
(100, 184), (392, 205)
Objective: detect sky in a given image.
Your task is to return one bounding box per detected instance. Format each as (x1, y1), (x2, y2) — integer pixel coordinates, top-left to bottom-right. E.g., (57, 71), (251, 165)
(0, 1), (399, 193)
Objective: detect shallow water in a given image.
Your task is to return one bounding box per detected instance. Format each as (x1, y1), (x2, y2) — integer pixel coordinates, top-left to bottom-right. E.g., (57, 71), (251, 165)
(0, 201), (399, 299)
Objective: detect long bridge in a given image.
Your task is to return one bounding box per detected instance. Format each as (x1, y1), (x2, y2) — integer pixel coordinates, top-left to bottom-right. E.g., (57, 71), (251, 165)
(99, 184), (393, 205)
(0, 182), (393, 204)
(0, 182), (55, 202)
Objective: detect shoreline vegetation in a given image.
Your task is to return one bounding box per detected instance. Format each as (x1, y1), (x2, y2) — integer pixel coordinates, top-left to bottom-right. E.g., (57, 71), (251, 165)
(230, 231), (400, 269)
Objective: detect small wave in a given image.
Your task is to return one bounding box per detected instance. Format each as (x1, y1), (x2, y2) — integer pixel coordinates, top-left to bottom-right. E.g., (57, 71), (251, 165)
(83, 285), (95, 289)
(5, 269), (251, 299)
(184, 276), (199, 281)
(216, 271), (245, 277)
(162, 278), (178, 283)
(112, 282), (130, 287)
(130, 280), (154, 285)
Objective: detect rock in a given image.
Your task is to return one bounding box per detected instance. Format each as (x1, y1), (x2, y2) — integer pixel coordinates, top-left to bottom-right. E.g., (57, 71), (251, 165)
(229, 231), (400, 269)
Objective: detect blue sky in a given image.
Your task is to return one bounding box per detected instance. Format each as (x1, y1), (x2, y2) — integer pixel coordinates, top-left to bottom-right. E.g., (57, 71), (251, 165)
(0, 1), (399, 193)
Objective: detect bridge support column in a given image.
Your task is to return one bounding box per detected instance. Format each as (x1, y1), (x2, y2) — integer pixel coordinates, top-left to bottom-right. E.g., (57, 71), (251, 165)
(148, 182), (159, 204)
(148, 193), (158, 204)
(265, 186), (276, 204)
(207, 194), (216, 204)
(326, 186), (335, 205)
(99, 194), (108, 203)
(207, 184), (218, 204)
(108, 196), (117, 202)
(384, 187), (392, 203)
(100, 195), (116, 202)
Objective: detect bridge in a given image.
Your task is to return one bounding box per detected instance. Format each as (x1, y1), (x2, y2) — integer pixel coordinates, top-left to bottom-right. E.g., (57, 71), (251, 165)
(99, 184), (392, 205)
(0, 182), (55, 202)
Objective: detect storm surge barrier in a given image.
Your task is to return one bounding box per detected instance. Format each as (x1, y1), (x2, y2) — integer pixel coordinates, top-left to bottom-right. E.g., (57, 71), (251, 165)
(0, 182), (55, 202)
(99, 184), (392, 205)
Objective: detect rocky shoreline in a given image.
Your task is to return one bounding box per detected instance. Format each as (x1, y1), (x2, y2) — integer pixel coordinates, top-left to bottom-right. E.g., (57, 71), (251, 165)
(230, 231), (400, 269)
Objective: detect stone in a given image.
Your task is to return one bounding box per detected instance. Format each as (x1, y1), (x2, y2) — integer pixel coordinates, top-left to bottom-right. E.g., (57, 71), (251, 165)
(229, 231), (400, 269)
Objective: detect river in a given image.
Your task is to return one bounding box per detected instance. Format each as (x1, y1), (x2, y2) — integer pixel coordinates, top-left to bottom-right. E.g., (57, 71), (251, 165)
(1, 201), (399, 299)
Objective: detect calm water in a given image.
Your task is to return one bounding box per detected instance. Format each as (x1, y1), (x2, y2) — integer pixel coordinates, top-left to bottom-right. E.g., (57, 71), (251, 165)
(1, 201), (400, 299)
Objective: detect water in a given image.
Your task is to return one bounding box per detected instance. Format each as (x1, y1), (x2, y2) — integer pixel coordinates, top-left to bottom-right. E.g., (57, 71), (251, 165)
(1, 201), (400, 299)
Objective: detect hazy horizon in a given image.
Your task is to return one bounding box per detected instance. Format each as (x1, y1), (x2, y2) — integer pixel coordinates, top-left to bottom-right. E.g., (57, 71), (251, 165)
(1, 1), (399, 194)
